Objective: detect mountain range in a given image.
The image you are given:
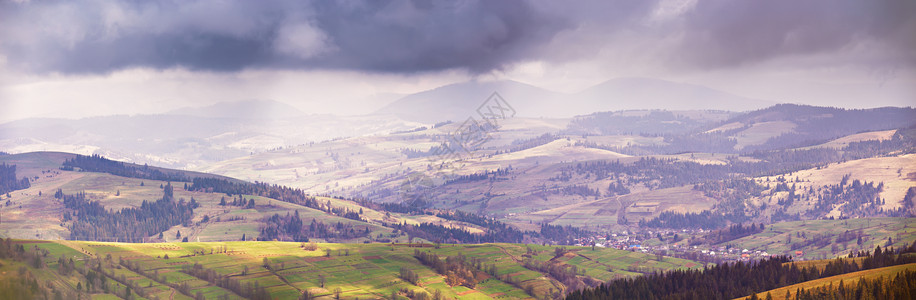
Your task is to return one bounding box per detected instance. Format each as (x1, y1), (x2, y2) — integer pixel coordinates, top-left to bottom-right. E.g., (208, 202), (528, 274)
(376, 77), (775, 123)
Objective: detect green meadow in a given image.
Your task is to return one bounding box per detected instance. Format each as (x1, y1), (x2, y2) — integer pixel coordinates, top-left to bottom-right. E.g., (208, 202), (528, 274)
(0, 240), (702, 300)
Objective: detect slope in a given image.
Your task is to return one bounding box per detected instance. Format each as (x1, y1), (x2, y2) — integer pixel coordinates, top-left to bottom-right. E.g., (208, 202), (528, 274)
(0, 240), (702, 300)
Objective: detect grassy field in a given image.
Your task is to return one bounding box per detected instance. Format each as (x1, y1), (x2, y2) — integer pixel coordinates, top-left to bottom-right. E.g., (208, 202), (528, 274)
(699, 218), (916, 259)
(1, 240), (702, 300)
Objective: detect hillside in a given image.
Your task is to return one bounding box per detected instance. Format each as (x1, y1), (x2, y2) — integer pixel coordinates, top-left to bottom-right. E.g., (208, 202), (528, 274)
(0, 152), (505, 244)
(0, 113), (422, 169)
(0, 240), (701, 300)
(743, 263), (916, 300)
(568, 245), (916, 300)
(723, 104), (916, 151)
(196, 104), (916, 236)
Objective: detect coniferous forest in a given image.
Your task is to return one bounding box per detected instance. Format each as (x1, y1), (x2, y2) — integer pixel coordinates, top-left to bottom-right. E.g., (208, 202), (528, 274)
(0, 163), (30, 195)
(567, 243), (916, 300)
(56, 183), (195, 242)
(61, 154), (190, 182)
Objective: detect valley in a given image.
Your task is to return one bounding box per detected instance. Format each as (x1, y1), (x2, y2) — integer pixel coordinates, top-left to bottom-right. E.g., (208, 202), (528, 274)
(1, 104), (914, 299)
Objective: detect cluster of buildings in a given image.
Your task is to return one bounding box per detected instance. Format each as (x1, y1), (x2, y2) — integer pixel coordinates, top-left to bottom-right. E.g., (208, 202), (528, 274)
(569, 228), (778, 263)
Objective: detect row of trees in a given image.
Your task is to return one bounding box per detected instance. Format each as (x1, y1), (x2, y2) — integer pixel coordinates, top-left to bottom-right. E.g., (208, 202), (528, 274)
(639, 210), (747, 230)
(539, 224), (593, 245)
(175, 261), (269, 300)
(699, 223), (764, 245)
(568, 158), (731, 190)
(61, 154), (189, 182)
(257, 210), (370, 242)
(189, 177), (317, 208)
(391, 221), (525, 244)
(523, 257), (599, 294)
(444, 167), (512, 185)
(414, 250), (481, 288)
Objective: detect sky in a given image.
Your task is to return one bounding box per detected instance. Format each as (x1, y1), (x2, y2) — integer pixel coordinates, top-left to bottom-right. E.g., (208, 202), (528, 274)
(1, 0), (914, 123)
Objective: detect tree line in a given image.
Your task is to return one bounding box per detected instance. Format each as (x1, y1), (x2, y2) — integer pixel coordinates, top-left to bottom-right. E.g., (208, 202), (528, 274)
(56, 183), (195, 242)
(567, 243), (916, 300)
(189, 177), (319, 208)
(391, 221), (525, 244)
(61, 154), (190, 182)
(414, 250), (482, 288)
(539, 224), (593, 245)
(639, 210), (747, 230)
(257, 210), (370, 242)
(764, 268), (916, 300)
(698, 223), (764, 245)
(0, 163), (30, 195)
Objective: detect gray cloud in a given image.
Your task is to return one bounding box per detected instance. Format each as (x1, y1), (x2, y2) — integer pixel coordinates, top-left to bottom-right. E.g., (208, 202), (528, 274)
(0, 0), (568, 74)
(1, 0), (913, 75)
(674, 0), (916, 69)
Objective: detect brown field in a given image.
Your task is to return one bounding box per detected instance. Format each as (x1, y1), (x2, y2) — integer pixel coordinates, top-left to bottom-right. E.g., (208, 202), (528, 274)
(803, 129), (897, 150)
(757, 153), (916, 211)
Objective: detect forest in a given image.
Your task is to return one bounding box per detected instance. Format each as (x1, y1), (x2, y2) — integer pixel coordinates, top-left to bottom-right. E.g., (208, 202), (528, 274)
(257, 210), (370, 242)
(414, 250), (482, 288)
(390, 221), (525, 244)
(639, 210), (747, 230)
(567, 243), (916, 300)
(0, 163), (30, 195)
(768, 269), (916, 300)
(56, 183), (195, 242)
(539, 224), (594, 245)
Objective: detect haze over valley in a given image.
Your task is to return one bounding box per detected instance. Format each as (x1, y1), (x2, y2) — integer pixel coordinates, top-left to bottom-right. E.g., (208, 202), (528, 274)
(1, 1), (914, 300)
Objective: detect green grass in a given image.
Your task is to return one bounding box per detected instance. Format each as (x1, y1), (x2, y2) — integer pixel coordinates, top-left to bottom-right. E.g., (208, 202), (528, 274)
(0, 240), (702, 299)
(723, 218), (916, 259)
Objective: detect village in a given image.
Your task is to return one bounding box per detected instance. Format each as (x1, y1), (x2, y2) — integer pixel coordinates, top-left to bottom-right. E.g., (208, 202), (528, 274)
(568, 228), (792, 265)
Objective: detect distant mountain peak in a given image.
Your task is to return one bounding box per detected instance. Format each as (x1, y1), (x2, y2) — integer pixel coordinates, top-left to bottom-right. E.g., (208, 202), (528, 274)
(374, 77), (777, 123)
(375, 79), (562, 123)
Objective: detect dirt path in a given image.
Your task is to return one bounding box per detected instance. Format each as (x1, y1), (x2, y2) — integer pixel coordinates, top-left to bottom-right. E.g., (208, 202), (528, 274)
(494, 244), (523, 263)
(274, 269), (302, 293)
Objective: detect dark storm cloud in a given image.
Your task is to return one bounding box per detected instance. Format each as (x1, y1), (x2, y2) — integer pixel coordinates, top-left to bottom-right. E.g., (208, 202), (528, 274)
(0, 0), (569, 74)
(0, 0), (913, 74)
(674, 0), (916, 69)
(302, 1), (569, 73)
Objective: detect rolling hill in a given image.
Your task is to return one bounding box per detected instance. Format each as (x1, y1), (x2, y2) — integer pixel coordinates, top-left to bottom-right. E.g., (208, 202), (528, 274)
(0, 240), (702, 300)
(0, 111), (422, 169)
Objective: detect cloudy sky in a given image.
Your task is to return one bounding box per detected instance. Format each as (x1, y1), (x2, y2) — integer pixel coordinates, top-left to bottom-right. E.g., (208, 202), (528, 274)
(1, 0), (914, 122)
